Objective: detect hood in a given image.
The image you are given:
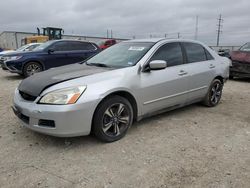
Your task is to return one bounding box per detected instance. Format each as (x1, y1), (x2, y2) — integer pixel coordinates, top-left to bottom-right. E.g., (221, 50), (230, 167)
(18, 63), (112, 97)
(0, 50), (14, 55)
(3, 50), (42, 57)
(230, 50), (250, 63)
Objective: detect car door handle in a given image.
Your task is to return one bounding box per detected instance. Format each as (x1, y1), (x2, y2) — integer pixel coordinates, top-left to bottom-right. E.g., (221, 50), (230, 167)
(209, 64), (216, 69)
(178, 70), (188, 76)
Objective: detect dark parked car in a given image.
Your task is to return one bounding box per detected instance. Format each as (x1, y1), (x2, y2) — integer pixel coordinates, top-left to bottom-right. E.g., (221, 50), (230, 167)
(218, 49), (230, 58)
(230, 42), (250, 79)
(0, 40), (100, 77)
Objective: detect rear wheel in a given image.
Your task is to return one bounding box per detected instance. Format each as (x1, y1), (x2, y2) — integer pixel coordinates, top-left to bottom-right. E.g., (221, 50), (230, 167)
(23, 62), (43, 77)
(92, 96), (133, 142)
(203, 79), (223, 107)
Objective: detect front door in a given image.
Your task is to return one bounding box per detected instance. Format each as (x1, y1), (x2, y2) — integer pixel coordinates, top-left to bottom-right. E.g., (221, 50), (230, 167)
(138, 42), (190, 115)
(43, 41), (71, 69)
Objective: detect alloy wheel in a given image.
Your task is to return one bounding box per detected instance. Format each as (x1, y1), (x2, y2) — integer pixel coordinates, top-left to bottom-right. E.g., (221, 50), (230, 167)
(26, 63), (42, 76)
(210, 82), (222, 105)
(102, 103), (130, 137)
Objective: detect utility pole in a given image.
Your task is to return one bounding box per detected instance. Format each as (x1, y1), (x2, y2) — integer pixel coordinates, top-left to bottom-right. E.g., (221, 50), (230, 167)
(195, 15), (199, 40)
(216, 14), (223, 46)
(110, 29), (113, 38)
(164, 33), (167, 38)
(106, 29), (109, 38)
(177, 32), (180, 38)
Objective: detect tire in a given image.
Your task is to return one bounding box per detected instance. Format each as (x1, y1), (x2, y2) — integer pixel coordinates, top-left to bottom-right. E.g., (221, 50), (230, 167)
(23, 62), (43, 77)
(203, 79), (223, 107)
(92, 95), (133, 142)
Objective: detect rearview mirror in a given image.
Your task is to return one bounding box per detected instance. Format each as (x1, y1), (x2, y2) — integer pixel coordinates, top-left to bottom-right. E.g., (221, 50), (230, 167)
(149, 60), (167, 70)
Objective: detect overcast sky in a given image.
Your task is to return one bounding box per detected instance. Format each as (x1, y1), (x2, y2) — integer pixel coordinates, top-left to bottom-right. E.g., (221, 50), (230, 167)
(0, 0), (249, 45)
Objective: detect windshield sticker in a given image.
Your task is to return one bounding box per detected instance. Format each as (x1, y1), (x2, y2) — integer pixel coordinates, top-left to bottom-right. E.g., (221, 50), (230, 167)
(128, 62), (133, 65)
(128, 46), (145, 51)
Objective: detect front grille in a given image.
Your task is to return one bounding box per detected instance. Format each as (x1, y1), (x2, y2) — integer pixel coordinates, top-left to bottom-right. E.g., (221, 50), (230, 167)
(19, 91), (37, 101)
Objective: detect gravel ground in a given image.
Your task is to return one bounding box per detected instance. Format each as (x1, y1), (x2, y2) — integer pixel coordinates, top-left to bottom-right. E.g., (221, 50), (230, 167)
(0, 70), (249, 188)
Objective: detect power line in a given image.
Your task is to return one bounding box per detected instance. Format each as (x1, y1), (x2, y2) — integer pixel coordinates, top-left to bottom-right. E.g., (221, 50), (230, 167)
(216, 14), (223, 46)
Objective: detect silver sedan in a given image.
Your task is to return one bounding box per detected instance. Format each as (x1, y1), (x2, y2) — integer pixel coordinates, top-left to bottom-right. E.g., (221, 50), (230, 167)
(13, 39), (230, 142)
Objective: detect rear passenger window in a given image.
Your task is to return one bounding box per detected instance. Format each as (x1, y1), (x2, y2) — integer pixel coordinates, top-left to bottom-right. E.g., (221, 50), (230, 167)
(81, 42), (95, 50)
(150, 43), (183, 67)
(66, 42), (96, 51)
(183, 43), (206, 63)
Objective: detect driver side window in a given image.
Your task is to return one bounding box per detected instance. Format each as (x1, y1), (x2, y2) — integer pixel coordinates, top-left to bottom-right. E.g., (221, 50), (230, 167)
(150, 43), (183, 67)
(51, 42), (68, 51)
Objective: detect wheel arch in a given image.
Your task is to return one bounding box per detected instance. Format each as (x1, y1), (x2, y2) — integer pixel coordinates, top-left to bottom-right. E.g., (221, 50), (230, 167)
(22, 60), (45, 72)
(92, 90), (139, 124)
(214, 75), (224, 84)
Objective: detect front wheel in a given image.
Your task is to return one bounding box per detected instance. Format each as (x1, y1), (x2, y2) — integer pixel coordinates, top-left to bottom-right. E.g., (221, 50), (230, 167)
(203, 79), (223, 107)
(23, 62), (43, 77)
(92, 96), (133, 142)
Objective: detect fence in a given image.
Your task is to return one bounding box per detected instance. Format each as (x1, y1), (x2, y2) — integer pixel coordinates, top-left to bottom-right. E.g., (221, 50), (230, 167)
(210, 46), (241, 52)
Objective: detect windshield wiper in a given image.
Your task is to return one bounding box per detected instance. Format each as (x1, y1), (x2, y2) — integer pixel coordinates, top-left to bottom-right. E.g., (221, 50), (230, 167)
(86, 63), (110, 68)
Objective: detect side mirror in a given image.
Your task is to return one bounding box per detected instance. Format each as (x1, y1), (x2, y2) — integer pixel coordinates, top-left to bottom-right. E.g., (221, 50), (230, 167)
(149, 60), (167, 70)
(48, 48), (55, 54)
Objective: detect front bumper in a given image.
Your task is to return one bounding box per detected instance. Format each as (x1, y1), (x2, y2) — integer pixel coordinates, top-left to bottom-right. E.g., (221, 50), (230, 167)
(1, 60), (23, 73)
(13, 89), (97, 137)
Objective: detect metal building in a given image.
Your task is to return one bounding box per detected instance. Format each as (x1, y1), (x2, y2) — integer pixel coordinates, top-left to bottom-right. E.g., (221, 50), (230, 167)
(0, 31), (128, 50)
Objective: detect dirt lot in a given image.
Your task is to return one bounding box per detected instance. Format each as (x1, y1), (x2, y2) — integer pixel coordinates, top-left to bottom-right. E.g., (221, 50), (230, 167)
(0, 70), (249, 188)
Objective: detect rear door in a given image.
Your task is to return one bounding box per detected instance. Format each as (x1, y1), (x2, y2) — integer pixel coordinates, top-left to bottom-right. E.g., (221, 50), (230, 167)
(65, 41), (98, 64)
(181, 42), (216, 102)
(139, 42), (190, 115)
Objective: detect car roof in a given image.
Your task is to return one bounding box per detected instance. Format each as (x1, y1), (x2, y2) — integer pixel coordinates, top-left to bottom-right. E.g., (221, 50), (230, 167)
(124, 38), (205, 45)
(52, 39), (92, 43)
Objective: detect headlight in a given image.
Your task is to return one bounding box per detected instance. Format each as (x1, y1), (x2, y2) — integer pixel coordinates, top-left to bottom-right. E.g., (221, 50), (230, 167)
(39, 86), (86, 105)
(5, 56), (22, 62)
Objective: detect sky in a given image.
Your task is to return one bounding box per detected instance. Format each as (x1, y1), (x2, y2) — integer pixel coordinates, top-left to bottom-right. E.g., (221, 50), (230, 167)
(0, 0), (249, 46)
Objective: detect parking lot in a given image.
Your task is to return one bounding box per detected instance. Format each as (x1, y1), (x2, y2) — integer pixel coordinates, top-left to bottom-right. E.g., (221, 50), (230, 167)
(0, 70), (249, 187)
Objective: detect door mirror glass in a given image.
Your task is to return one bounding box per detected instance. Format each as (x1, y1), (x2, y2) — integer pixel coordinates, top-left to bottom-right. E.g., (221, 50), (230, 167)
(149, 60), (167, 70)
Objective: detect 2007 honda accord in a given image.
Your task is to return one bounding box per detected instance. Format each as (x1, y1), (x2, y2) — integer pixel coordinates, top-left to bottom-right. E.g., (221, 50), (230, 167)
(13, 39), (230, 142)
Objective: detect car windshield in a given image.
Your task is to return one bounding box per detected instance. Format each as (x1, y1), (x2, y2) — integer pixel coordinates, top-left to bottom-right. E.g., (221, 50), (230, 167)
(240, 43), (250, 51)
(16, 44), (30, 51)
(26, 44), (41, 51)
(86, 42), (154, 68)
(33, 40), (55, 51)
